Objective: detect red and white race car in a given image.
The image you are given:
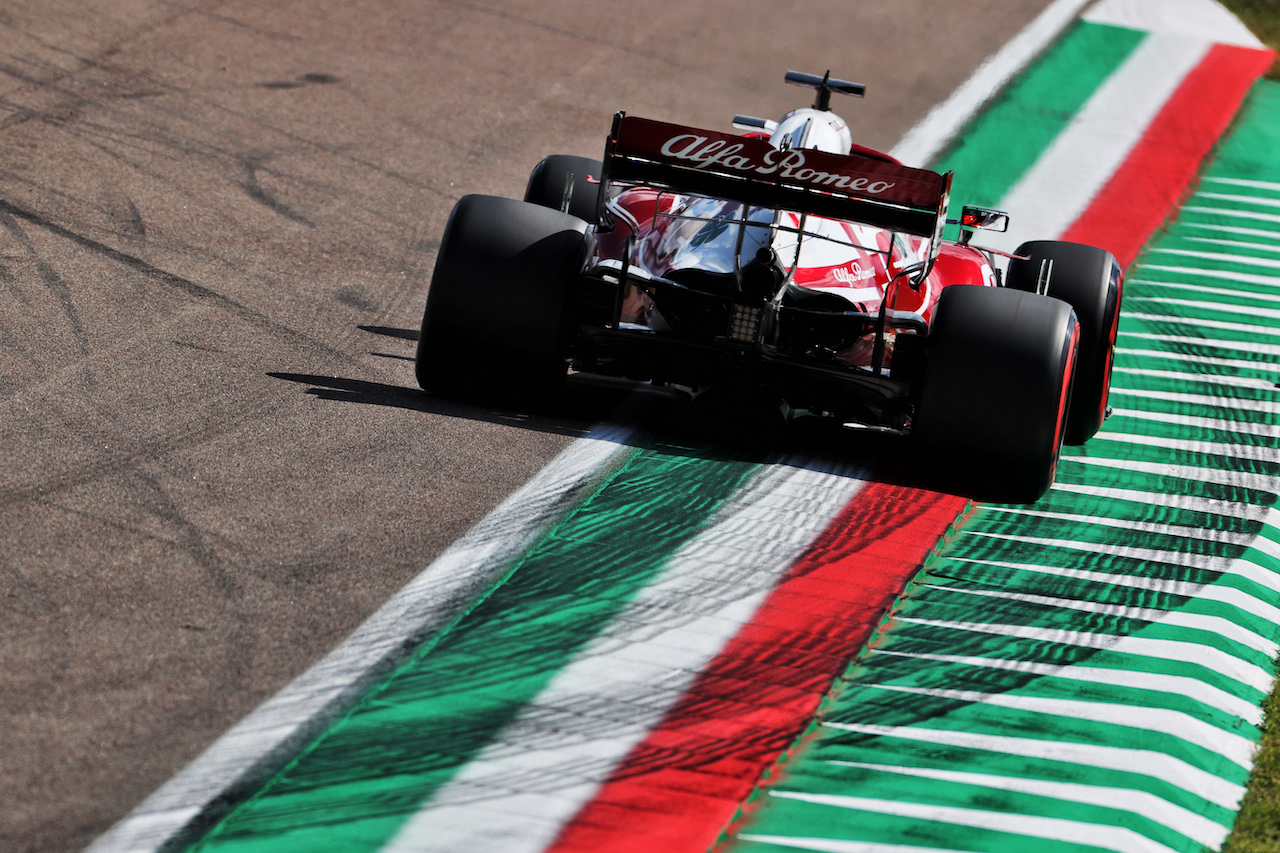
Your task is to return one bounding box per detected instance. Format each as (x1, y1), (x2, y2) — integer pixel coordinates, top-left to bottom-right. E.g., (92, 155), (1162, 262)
(415, 71), (1122, 501)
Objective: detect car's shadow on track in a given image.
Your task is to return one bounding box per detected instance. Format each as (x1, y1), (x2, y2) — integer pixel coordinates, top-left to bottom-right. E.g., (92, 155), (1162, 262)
(268, 373), (1017, 503)
(266, 371), (613, 439)
(275, 324), (1017, 503)
(663, 398), (1014, 503)
(269, 325), (638, 439)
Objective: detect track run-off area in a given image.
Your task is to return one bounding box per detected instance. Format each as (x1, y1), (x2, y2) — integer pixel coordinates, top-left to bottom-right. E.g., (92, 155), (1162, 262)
(88, 2), (1280, 852)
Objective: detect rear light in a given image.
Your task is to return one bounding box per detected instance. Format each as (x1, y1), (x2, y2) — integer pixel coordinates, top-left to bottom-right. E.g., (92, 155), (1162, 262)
(728, 304), (761, 343)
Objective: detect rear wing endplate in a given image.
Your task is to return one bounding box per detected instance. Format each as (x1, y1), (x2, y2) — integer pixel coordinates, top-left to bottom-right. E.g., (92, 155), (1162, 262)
(601, 112), (952, 241)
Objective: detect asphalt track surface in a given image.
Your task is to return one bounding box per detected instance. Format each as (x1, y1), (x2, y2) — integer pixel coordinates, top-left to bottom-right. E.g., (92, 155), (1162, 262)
(0, 2), (1055, 851)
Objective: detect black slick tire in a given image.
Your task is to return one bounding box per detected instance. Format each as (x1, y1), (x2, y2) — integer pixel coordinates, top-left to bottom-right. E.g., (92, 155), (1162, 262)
(913, 285), (1079, 502)
(414, 194), (588, 406)
(1006, 240), (1122, 444)
(524, 155), (603, 222)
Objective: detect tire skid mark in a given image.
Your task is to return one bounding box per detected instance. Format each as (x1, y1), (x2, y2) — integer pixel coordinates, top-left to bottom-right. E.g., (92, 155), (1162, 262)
(1, 548), (74, 681)
(0, 2), (187, 76)
(102, 189), (147, 242)
(158, 2), (304, 44)
(123, 463), (245, 600)
(0, 43), (448, 241)
(0, 194), (353, 363)
(239, 150), (316, 228)
(0, 385), (290, 511)
(17, 107), (431, 284)
(0, 208), (90, 360)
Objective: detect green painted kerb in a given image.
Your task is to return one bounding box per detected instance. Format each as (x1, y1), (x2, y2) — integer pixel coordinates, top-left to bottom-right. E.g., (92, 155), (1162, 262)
(935, 21), (1144, 223)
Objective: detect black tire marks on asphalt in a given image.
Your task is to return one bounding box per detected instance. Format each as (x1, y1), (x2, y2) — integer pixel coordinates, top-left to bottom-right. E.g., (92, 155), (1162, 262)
(240, 150), (316, 228)
(0, 195), (352, 363)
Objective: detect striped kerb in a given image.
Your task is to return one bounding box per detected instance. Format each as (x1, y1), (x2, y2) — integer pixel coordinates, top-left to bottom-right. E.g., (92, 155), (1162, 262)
(729, 56), (1280, 853)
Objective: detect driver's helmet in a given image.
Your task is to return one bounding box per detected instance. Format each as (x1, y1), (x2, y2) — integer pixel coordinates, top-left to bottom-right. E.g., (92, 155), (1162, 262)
(769, 107), (853, 155)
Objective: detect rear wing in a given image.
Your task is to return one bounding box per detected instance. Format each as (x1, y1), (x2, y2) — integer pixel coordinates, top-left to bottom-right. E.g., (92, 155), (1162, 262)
(601, 112), (952, 242)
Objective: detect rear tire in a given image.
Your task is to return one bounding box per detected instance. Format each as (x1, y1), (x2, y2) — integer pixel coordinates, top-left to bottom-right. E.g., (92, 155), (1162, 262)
(524, 155), (603, 222)
(1006, 240), (1121, 444)
(914, 285), (1079, 502)
(415, 194), (588, 405)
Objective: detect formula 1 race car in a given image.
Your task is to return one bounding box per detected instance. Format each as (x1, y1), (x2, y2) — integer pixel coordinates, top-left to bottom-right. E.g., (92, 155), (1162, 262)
(414, 71), (1122, 501)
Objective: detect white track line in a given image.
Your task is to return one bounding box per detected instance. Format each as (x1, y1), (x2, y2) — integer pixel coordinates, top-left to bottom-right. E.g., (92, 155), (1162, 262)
(921, 583), (1277, 661)
(1148, 247), (1280, 271)
(765, 790), (1185, 853)
(868, 683), (1257, 769)
(819, 722), (1246, 811)
(1126, 312), (1280, 340)
(895, 616), (1272, 697)
(1048, 478), (1267, 513)
(739, 838), (988, 853)
(823, 760), (1228, 849)
(1204, 176), (1280, 193)
(1120, 331), (1280, 360)
(1139, 264), (1280, 289)
(938, 557), (1280, 646)
(983, 505), (1259, 543)
(1105, 386), (1275, 414)
(872, 650), (1262, 725)
(1083, 428), (1280, 462)
(1124, 278), (1280, 305)
(1183, 236), (1280, 256)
